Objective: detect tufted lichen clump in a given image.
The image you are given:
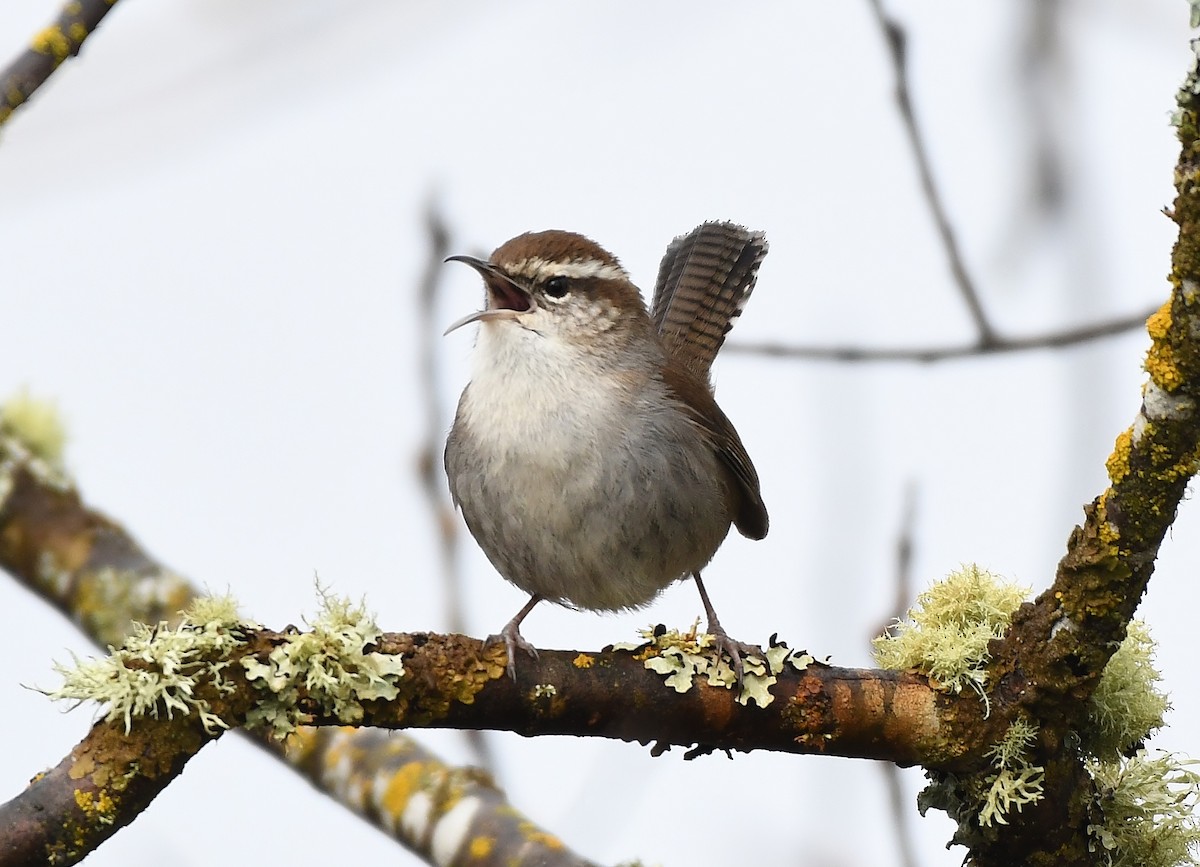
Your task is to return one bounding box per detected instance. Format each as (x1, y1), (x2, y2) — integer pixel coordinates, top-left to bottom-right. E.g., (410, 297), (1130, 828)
(1087, 751), (1200, 867)
(0, 389), (67, 468)
(978, 716), (1045, 826)
(242, 591), (405, 738)
(872, 564), (1029, 699)
(47, 595), (245, 733)
(1086, 620), (1170, 762)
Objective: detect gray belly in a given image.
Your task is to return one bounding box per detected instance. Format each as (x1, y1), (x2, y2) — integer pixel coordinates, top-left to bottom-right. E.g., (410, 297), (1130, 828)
(445, 394), (732, 611)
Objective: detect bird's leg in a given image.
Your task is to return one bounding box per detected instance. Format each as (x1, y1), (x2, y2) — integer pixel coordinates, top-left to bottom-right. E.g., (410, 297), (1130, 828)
(693, 572), (760, 686)
(487, 594), (543, 679)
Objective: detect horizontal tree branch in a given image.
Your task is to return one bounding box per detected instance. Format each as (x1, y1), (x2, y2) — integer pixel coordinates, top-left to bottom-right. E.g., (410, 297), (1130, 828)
(725, 305), (1155, 363)
(0, 617), (979, 867)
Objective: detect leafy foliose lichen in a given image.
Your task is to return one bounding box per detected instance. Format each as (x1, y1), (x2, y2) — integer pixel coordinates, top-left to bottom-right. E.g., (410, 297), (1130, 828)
(242, 591), (405, 738)
(616, 621), (811, 708)
(46, 594), (246, 734)
(872, 564), (1029, 701)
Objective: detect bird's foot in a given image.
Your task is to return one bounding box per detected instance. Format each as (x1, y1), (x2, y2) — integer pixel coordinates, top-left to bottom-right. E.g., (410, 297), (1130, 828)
(706, 621), (763, 688)
(486, 623), (539, 680)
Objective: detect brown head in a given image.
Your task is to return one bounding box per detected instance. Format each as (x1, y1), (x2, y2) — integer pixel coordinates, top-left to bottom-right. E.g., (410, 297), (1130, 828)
(444, 231), (656, 355)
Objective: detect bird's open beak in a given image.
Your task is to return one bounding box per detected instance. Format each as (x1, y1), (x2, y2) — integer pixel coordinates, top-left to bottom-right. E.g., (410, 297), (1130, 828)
(443, 255), (535, 335)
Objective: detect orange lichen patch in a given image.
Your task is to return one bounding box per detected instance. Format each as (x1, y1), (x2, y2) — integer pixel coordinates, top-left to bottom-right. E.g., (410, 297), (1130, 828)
(633, 645), (658, 662)
(1106, 429), (1134, 485)
(1144, 303), (1184, 391)
(467, 835), (495, 858)
(1146, 302), (1172, 341)
(572, 653), (594, 669)
(378, 761), (425, 817)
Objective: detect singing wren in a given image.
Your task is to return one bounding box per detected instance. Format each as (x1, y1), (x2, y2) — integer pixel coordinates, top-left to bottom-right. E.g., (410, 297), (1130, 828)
(444, 222), (769, 679)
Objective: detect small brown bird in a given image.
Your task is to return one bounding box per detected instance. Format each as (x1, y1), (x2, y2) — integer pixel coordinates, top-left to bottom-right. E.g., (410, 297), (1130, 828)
(444, 222), (769, 679)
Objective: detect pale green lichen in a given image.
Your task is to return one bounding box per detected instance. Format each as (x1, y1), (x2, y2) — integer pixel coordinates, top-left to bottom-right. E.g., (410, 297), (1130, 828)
(1087, 750), (1200, 867)
(627, 621), (811, 708)
(978, 716), (1045, 826)
(242, 591), (405, 738)
(0, 389), (67, 467)
(1086, 620), (1171, 761)
(46, 596), (247, 733)
(872, 564), (1029, 701)
(533, 683), (557, 698)
(978, 766), (1046, 827)
(0, 395), (71, 496)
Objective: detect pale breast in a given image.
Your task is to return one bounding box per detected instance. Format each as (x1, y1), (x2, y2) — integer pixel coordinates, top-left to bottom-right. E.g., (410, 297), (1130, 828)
(446, 325), (732, 610)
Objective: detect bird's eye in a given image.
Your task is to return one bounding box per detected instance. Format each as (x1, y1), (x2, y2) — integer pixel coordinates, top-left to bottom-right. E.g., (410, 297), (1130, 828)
(545, 276), (570, 298)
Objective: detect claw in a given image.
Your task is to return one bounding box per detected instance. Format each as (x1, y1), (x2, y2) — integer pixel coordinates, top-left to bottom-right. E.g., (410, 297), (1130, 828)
(707, 625), (763, 688)
(488, 594), (543, 680)
(487, 623), (539, 679)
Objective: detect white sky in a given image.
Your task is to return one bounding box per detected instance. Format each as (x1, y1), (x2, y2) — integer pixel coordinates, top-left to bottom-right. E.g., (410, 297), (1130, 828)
(0, 2), (1194, 865)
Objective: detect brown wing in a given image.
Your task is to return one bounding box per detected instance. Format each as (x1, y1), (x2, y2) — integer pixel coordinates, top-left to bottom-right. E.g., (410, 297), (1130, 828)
(651, 221), (768, 378)
(662, 361), (768, 540)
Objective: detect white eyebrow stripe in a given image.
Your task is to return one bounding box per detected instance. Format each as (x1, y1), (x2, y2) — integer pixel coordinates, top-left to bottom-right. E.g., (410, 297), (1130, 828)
(505, 257), (629, 282)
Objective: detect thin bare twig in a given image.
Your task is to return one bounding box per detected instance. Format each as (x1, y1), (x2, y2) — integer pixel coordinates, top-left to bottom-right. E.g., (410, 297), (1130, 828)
(414, 200), (464, 633)
(866, 0), (996, 344)
(725, 305), (1154, 363)
(413, 199), (494, 771)
(878, 484), (920, 867)
(0, 0), (121, 127)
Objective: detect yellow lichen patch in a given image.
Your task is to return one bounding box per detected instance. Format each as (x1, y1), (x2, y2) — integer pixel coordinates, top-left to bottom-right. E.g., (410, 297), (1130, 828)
(74, 787), (117, 824)
(467, 835), (494, 858)
(1106, 429), (1133, 485)
(1146, 302), (1172, 341)
(1144, 304), (1184, 391)
(1145, 346), (1185, 391)
(1096, 493), (1121, 547)
(519, 822), (564, 849)
(31, 26), (71, 62)
(572, 653), (594, 669)
(68, 22), (88, 43)
(378, 761), (425, 817)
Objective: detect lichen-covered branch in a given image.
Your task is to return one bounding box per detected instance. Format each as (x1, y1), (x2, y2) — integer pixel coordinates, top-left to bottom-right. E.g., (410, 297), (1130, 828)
(0, 425), (596, 867)
(919, 40), (1200, 867)
(0, 0), (121, 128)
(0, 683), (220, 867)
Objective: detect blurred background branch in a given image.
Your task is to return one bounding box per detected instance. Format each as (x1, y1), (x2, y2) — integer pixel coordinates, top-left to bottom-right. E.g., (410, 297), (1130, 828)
(0, 0), (120, 127)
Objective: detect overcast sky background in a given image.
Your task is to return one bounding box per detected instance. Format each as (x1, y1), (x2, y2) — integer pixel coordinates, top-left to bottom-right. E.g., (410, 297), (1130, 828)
(0, 2), (1194, 865)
